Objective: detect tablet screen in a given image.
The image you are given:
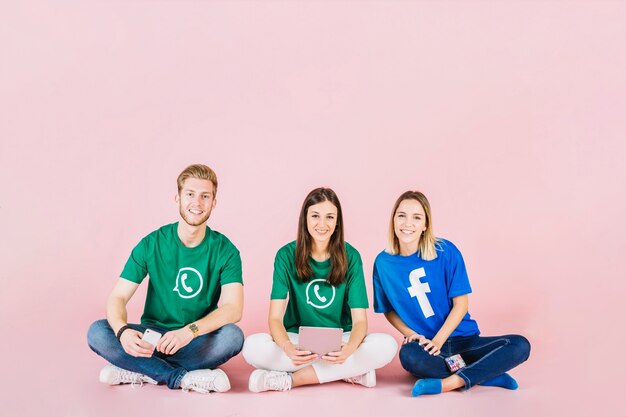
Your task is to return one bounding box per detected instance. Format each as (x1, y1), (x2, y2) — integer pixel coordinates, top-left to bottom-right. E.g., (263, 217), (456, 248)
(298, 326), (343, 355)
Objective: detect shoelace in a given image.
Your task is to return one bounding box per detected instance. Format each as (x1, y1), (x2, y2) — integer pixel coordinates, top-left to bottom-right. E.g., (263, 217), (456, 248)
(266, 372), (291, 391)
(116, 369), (145, 388)
(183, 375), (217, 394)
(343, 375), (360, 385)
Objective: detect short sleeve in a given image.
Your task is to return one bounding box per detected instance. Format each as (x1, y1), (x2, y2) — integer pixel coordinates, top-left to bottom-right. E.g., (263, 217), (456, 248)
(444, 242), (473, 298)
(346, 247), (369, 309)
(219, 245), (243, 286)
(373, 260), (392, 313)
(120, 238), (149, 284)
(270, 249), (290, 300)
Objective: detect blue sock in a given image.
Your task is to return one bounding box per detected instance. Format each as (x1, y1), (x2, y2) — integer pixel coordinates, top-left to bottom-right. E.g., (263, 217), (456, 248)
(411, 379), (443, 397)
(479, 373), (518, 390)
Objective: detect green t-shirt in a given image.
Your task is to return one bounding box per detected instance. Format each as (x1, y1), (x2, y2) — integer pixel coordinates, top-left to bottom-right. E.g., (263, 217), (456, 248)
(270, 241), (369, 333)
(120, 222), (242, 330)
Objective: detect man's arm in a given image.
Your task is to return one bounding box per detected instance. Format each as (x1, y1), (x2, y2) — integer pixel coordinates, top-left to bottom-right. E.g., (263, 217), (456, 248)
(156, 282), (243, 355)
(107, 278), (154, 357)
(195, 282), (243, 333)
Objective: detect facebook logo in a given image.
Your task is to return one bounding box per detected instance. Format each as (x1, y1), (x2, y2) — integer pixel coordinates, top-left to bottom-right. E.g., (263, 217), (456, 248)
(407, 267), (434, 318)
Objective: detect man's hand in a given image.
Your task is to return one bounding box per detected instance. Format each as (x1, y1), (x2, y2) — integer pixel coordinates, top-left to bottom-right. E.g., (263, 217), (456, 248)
(321, 342), (356, 365)
(156, 328), (194, 355)
(119, 329), (154, 358)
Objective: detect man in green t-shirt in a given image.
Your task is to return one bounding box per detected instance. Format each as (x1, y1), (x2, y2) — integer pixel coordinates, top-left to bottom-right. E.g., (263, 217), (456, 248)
(87, 164), (244, 394)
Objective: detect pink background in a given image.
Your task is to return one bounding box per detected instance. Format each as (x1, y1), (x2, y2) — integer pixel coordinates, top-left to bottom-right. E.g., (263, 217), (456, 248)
(1, 1), (624, 416)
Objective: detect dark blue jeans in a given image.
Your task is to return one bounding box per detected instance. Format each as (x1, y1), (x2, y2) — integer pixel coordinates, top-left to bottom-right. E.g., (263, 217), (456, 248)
(399, 334), (530, 390)
(87, 319), (244, 389)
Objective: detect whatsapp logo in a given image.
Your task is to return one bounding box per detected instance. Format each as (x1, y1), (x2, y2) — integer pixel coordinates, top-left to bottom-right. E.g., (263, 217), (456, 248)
(173, 267), (203, 299)
(305, 279), (335, 309)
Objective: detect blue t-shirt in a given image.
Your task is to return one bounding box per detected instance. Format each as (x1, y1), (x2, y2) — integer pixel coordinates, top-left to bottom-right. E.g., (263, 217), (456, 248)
(373, 239), (480, 339)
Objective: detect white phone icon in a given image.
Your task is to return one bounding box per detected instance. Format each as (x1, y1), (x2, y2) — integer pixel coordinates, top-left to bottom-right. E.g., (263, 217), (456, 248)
(313, 284), (327, 302)
(181, 273), (193, 292)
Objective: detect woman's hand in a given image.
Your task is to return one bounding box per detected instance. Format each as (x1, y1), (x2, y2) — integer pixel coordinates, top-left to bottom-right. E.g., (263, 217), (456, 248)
(403, 333), (426, 345)
(283, 342), (319, 366)
(418, 337), (442, 356)
(404, 333), (442, 356)
(321, 342), (356, 365)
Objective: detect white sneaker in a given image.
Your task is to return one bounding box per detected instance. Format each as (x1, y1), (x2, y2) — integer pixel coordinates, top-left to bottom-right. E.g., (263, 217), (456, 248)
(99, 364), (158, 388)
(248, 370), (293, 393)
(342, 370), (376, 388)
(180, 369), (231, 394)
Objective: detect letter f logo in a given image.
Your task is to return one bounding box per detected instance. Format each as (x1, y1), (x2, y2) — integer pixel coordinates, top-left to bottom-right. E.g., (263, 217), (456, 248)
(407, 268), (434, 318)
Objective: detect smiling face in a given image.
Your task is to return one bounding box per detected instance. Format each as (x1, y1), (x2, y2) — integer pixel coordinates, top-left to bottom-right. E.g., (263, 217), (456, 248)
(394, 199), (427, 255)
(306, 200), (338, 249)
(175, 177), (216, 227)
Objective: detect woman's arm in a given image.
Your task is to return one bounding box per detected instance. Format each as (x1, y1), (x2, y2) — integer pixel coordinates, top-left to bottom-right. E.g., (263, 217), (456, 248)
(424, 294), (469, 355)
(322, 308), (367, 364)
(346, 308), (367, 350)
(384, 310), (419, 338)
(384, 310), (429, 346)
(268, 299), (318, 366)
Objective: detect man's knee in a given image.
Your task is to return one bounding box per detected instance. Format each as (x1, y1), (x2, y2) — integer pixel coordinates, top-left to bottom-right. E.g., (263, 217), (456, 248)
(216, 323), (244, 355)
(87, 319), (112, 351)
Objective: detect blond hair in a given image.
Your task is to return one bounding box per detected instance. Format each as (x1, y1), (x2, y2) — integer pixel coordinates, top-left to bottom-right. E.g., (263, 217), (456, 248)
(176, 164), (218, 196)
(387, 191), (439, 261)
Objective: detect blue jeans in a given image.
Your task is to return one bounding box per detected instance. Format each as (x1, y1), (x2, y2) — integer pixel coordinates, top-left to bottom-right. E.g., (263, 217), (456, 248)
(87, 319), (244, 389)
(399, 334), (530, 390)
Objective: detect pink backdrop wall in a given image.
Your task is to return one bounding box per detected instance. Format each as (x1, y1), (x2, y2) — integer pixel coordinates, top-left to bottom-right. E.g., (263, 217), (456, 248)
(1, 1), (624, 416)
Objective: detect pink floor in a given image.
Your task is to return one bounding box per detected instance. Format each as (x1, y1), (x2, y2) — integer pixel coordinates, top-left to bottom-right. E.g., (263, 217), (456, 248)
(6, 324), (614, 417)
(52, 351), (540, 417)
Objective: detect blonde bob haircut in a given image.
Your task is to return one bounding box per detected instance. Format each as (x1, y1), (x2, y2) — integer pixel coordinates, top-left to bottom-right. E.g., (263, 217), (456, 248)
(176, 164), (218, 196)
(387, 191), (439, 261)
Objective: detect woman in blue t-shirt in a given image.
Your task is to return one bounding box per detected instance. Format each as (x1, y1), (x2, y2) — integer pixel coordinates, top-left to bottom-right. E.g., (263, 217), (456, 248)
(373, 191), (530, 397)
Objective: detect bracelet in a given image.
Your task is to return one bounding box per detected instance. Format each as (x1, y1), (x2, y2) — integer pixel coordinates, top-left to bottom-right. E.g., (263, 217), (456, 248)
(116, 325), (131, 341)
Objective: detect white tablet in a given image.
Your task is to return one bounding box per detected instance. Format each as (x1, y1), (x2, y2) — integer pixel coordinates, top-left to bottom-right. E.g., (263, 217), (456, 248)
(298, 326), (343, 355)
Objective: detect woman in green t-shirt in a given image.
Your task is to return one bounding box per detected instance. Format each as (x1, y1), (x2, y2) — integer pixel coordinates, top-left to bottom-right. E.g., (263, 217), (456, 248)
(242, 187), (397, 392)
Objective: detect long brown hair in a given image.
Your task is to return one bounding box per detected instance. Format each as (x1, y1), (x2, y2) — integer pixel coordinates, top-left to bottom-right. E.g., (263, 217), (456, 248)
(387, 190), (439, 261)
(295, 187), (348, 286)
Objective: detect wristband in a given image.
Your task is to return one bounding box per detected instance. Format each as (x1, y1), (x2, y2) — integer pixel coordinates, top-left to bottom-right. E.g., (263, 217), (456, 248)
(116, 325), (132, 341)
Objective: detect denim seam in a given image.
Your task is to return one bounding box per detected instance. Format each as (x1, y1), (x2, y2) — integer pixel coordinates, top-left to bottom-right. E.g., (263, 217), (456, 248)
(456, 339), (510, 390)
(173, 370), (187, 389)
(454, 338), (509, 355)
(456, 371), (471, 389)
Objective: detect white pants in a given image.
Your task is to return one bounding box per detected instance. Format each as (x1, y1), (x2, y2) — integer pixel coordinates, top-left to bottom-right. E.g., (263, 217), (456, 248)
(242, 332), (398, 384)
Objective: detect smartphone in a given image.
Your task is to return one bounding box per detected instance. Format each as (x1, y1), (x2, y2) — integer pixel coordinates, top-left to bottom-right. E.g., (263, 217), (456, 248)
(142, 328), (162, 349)
(444, 354), (466, 372)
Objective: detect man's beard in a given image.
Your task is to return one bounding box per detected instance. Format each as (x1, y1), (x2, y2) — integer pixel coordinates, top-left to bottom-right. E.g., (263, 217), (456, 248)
(179, 207), (211, 226)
